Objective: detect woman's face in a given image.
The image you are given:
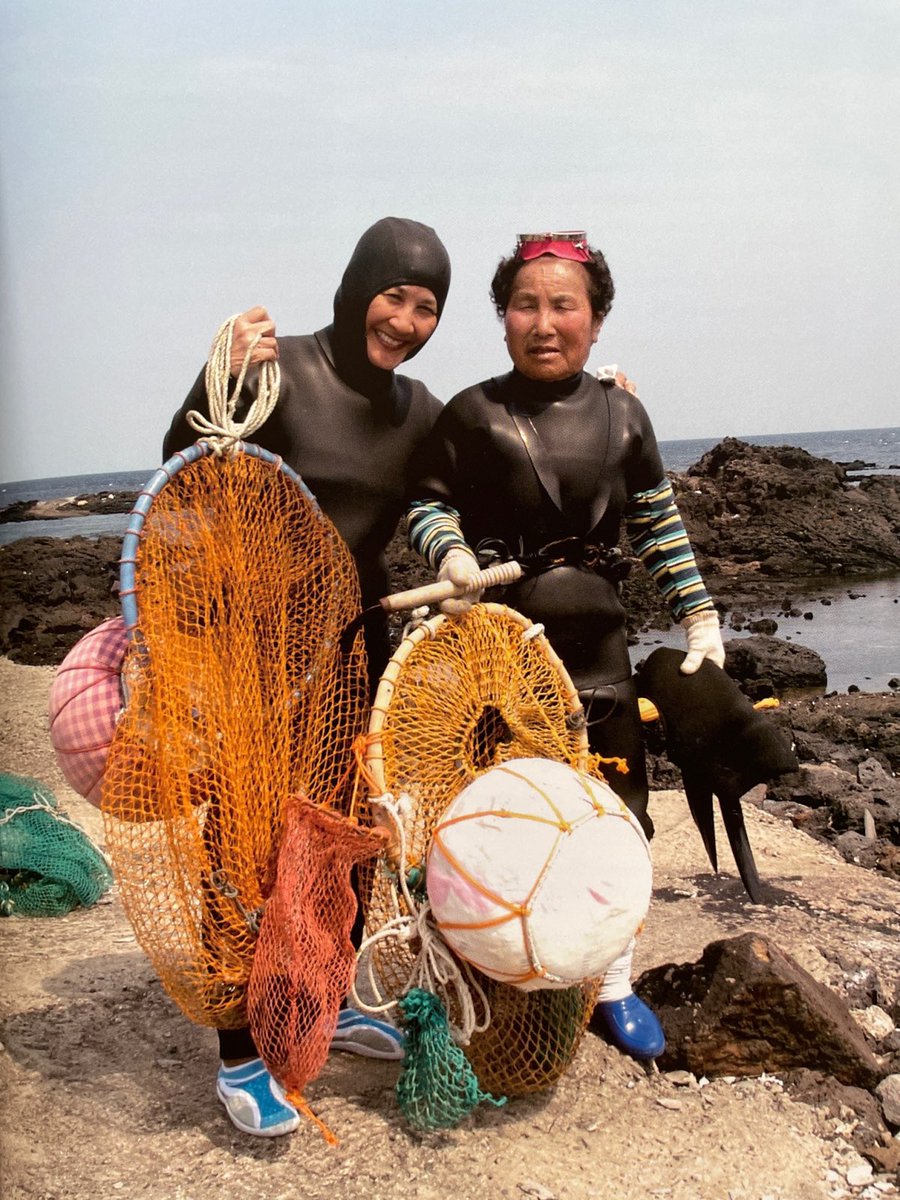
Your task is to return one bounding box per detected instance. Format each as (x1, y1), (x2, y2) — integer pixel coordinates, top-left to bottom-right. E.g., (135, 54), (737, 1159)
(503, 258), (602, 381)
(364, 285), (439, 370)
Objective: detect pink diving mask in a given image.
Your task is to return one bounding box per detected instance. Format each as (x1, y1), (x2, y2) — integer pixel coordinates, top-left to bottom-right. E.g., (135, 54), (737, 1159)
(515, 231), (591, 263)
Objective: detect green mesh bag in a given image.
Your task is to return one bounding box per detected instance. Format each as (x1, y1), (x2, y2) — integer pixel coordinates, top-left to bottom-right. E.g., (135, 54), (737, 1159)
(396, 988), (506, 1131)
(0, 773), (113, 917)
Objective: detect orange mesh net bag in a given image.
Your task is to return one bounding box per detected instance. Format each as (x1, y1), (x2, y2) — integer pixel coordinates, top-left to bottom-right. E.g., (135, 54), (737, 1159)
(247, 796), (385, 1133)
(102, 319), (372, 1102)
(354, 603), (634, 1121)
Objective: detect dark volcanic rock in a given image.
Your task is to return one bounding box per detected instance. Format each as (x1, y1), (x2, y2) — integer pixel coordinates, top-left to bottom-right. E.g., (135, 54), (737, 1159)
(675, 439), (900, 579)
(0, 490), (139, 522)
(723, 634), (827, 698)
(780, 693), (900, 775)
(0, 536), (121, 664)
(784, 1070), (894, 1165)
(766, 762), (900, 842)
(637, 933), (884, 1089)
(625, 439), (900, 629)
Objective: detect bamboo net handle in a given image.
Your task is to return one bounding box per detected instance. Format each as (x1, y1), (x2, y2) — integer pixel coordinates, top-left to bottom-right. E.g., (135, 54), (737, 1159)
(378, 560), (523, 614)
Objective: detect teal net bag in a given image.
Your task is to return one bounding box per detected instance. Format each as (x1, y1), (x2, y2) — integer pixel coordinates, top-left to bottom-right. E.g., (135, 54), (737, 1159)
(0, 773), (113, 917)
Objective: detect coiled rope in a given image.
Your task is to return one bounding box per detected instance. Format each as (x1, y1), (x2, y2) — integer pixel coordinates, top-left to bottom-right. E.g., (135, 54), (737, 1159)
(350, 790), (492, 1046)
(187, 315), (280, 454)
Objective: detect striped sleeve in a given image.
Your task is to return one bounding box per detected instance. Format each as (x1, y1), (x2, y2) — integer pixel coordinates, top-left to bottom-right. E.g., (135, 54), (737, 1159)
(406, 499), (471, 570)
(624, 479), (715, 621)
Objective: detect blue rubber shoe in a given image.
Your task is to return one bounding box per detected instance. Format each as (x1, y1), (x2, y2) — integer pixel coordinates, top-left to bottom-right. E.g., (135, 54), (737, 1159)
(596, 993), (666, 1060)
(330, 1007), (405, 1060)
(216, 1059), (300, 1137)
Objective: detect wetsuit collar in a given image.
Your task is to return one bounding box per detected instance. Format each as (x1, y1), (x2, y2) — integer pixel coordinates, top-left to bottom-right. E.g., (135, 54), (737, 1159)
(316, 325), (412, 425)
(502, 368), (584, 412)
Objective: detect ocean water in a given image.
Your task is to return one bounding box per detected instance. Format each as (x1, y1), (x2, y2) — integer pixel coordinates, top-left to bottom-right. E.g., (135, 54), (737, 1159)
(0, 467), (152, 545)
(2, 428), (899, 693)
(629, 579), (900, 696)
(660, 425), (900, 475)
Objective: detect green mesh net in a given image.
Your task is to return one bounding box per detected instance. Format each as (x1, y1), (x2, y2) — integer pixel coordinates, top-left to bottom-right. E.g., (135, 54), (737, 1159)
(396, 988), (506, 1131)
(0, 773), (113, 917)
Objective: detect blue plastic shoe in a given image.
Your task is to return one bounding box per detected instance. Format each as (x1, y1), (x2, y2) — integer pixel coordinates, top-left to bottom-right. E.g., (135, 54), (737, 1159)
(596, 993), (666, 1060)
(330, 1007), (405, 1060)
(216, 1059), (300, 1137)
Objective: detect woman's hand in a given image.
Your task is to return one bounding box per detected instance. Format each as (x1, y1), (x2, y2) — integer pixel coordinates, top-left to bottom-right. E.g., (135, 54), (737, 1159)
(229, 306), (278, 377)
(679, 611), (726, 675)
(437, 548), (483, 615)
(597, 364), (638, 396)
(615, 370), (637, 396)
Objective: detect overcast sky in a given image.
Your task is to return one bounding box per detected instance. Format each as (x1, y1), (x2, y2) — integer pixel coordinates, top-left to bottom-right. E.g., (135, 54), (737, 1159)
(1, 1), (897, 483)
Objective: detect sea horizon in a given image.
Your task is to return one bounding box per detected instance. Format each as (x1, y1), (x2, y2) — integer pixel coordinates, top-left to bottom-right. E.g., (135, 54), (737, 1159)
(2, 423), (899, 504)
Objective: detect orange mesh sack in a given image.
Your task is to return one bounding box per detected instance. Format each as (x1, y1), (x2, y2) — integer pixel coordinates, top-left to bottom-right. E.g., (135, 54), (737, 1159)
(103, 429), (368, 1032)
(358, 603), (622, 1100)
(247, 798), (386, 1111)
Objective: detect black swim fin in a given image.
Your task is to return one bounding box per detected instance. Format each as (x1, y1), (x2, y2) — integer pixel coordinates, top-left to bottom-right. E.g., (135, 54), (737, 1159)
(636, 648), (798, 905)
(682, 767), (764, 902)
(681, 766), (719, 873)
(718, 789), (764, 903)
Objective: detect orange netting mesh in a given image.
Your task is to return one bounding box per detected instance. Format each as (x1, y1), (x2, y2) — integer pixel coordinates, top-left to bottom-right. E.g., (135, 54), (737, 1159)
(102, 448), (369, 1034)
(247, 796), (386, 1113)
(361, 603), (611, 1098)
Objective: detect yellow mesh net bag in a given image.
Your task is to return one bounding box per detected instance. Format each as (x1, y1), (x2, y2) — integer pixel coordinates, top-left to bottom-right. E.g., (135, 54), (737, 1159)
(358, 603), (618, 1103)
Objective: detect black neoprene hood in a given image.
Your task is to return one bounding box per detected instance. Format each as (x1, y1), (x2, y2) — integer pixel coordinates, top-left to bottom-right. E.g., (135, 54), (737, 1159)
(329, 217), (451, 401)
(334, 216), (451, 328)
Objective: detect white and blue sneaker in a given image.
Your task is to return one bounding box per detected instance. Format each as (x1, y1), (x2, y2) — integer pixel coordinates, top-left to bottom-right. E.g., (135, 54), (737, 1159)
(330, 1007), (405, 1060)
(216, 1058), (300, 1137)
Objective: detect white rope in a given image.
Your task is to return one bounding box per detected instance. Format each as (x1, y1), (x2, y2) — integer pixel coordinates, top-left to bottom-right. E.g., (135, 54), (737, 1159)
(350, 792), (492, 1045)
(401, 605), (432, 639)
(186, 315), (280, 455)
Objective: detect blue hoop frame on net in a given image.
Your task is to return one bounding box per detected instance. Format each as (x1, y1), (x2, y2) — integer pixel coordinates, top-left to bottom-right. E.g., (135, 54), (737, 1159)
(117, 439), (322, 651)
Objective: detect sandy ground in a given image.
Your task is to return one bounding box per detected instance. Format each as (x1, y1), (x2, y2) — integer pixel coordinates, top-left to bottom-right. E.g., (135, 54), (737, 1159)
(2, 654), (899, 1200)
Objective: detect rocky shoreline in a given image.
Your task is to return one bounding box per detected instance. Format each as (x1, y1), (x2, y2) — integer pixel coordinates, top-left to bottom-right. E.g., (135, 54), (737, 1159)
(3, 439), (900, 1188)
(2, 438), (899, 883)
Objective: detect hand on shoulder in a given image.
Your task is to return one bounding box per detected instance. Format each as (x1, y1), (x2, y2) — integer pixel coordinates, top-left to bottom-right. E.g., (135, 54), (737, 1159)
(597, 364), (638, 397)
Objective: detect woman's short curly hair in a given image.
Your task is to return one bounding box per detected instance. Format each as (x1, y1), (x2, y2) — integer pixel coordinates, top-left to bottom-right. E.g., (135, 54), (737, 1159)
(490, 245), (615, 320)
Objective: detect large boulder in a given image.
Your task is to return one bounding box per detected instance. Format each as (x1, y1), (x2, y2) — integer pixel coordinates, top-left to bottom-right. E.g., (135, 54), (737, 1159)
(638, 933), (885, 1089)
(723, 634), (827, 698)
(674, 439), (900, 580)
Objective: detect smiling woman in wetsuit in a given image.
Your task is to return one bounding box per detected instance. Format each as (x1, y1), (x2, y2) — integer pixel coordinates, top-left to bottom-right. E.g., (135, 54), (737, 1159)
(163, 216), (450, 1138)
(165, 216), (451, 687)
(406, 230), (724, 1061)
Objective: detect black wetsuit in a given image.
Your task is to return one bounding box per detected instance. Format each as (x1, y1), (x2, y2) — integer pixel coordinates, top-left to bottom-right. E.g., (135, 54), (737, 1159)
(412, 368), (665, 835)
(165, 328), (441, 631)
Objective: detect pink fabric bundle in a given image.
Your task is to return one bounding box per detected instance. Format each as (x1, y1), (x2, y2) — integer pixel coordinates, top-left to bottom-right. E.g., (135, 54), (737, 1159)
(48, 616), (129, 807)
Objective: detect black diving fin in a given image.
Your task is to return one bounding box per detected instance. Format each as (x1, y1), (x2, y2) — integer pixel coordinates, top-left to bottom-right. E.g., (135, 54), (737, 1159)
(636, 647), (799, 904)
(680, 765), (719, 873)
(718, 788), (764, 903)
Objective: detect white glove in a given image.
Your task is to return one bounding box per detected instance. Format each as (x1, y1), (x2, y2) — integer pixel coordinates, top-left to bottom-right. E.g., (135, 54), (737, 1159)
(679, 610), (725, 675)
(597, 364), (638, 396)
(437, 548), (483, 615)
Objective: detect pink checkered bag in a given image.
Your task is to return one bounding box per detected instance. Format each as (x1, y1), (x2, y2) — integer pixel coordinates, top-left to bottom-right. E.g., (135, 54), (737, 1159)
(48, 617), (129, 807)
